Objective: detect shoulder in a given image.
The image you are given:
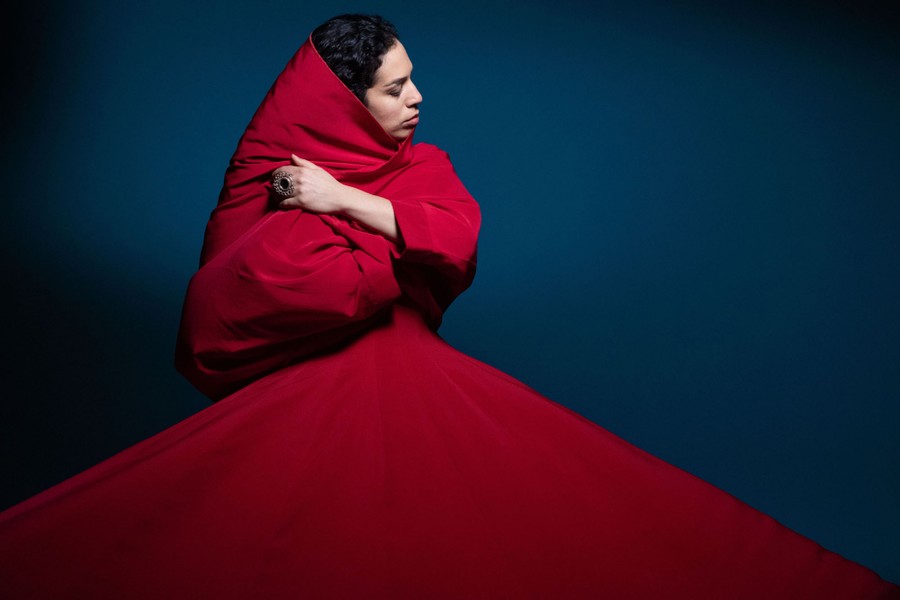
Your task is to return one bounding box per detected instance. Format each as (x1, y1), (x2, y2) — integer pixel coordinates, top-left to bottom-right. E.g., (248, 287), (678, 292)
(391, 142), (476, 203)
(408, 143), (463, 178)
(412, 142), (452, 165)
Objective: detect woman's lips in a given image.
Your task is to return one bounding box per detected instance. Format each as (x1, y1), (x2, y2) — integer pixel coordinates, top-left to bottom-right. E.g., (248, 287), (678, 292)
(403, 115), (419, 127)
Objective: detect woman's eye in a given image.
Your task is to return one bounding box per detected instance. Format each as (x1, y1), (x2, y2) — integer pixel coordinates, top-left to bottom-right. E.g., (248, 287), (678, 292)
(389, 89), (401, 97)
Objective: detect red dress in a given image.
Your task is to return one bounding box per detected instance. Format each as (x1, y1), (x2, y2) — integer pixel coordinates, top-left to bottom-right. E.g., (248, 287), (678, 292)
(1, 37), (897, 599)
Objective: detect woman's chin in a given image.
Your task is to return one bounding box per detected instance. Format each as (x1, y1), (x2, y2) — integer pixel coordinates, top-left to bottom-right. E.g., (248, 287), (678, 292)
(392, 126), (417, 141)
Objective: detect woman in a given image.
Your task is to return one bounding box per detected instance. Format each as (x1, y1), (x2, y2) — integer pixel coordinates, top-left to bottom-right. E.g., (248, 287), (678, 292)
(1, 14), (897, 599)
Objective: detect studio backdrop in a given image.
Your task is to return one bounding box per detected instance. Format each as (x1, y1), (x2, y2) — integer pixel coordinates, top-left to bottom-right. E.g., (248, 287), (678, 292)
(2, 0), (898, 581)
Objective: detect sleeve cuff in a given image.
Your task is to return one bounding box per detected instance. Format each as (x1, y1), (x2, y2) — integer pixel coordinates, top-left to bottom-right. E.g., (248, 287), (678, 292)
(389, 199), (433, 260)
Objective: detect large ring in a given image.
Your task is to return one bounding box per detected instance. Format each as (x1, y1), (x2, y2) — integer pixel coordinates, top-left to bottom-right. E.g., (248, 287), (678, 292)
(272, 171), (294, 198)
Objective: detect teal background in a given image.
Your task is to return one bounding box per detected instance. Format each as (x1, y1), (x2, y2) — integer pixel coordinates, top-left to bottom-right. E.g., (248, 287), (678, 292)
(2, 0), (898, 582)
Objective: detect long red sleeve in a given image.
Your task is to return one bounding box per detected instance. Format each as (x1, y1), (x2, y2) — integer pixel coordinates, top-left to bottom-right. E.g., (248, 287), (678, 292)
(385, 144), (481, 327)
(176, 211), (401, 399)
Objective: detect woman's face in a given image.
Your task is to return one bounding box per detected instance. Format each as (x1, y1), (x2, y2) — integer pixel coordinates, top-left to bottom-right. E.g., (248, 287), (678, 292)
(365, 41), (422, 140)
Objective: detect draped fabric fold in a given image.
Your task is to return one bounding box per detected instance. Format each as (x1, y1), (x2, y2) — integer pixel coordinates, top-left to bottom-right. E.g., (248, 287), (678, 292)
(175, 210), (402, 399)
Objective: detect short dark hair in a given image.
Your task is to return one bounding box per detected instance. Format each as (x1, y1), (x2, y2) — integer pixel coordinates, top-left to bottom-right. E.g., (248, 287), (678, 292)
(311, 14), (399, 105)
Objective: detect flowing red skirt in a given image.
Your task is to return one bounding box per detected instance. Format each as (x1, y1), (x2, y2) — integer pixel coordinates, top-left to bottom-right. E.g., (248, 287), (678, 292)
(1, 304), (897, 598)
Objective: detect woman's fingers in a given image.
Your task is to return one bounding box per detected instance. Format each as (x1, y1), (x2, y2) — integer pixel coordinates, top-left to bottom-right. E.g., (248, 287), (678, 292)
(291, 154), (317, 168)
(275, 157), (342, 214)
(278, 197), (302, 210)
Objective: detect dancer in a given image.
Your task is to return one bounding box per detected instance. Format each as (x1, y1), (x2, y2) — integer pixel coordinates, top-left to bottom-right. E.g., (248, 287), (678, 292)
(1, 14), (897, 599)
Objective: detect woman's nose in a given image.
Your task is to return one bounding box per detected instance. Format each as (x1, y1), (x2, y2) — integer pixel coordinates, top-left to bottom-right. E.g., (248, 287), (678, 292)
(408, 81), (423, 106)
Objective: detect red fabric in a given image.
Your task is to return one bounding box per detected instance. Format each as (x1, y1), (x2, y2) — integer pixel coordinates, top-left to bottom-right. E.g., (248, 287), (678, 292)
(1, 37), (898, 599)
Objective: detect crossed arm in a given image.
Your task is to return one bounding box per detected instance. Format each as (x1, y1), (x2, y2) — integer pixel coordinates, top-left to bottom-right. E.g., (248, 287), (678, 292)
(274, 154), (399, 241)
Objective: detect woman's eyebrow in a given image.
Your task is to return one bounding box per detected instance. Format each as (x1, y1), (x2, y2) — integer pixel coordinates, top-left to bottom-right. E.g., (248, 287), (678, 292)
(384, 76), (408, 88)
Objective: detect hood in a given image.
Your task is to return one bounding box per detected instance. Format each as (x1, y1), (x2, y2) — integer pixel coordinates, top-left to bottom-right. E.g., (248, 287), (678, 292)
(200, 35), (415, 265)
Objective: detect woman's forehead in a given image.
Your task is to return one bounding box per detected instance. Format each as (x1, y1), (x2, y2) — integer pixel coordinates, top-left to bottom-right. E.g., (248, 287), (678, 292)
(374, 42), (413, 85)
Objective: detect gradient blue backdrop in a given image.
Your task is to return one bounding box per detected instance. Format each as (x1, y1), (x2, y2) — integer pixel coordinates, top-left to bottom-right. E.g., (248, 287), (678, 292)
(2, 0), (898, 582)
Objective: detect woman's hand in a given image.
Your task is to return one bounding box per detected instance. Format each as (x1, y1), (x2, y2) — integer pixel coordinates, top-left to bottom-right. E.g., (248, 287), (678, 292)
(273, 155), (349, 214)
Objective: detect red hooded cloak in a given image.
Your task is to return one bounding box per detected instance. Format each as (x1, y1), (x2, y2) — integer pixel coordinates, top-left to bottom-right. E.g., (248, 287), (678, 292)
(175, 36), (480, 400)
